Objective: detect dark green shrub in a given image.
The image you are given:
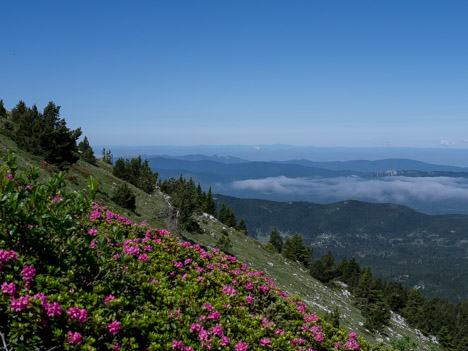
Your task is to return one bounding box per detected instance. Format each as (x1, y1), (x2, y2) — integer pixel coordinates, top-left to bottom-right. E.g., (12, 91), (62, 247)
(111, 183), (136, 211)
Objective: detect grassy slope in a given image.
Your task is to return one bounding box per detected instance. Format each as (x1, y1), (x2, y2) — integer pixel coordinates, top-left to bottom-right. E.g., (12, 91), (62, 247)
(0, 133), (439, 350)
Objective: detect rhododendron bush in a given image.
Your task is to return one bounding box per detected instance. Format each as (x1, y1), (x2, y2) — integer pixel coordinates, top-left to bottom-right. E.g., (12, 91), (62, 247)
(0, 159), (390, 350)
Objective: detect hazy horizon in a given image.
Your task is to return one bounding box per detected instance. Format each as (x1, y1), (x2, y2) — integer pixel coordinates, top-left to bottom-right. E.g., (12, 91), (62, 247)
(94, 144), (468, 167)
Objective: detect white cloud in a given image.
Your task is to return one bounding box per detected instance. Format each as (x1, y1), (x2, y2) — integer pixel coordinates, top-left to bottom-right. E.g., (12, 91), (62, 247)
(440, 139), (455, 146)
(231, 176), (468, 203)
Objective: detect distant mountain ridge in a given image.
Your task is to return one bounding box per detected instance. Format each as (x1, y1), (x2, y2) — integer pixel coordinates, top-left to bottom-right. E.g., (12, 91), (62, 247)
(215, 194), (468, 303)
(275, 158), (468, 173)
(147, 156), (358, 181)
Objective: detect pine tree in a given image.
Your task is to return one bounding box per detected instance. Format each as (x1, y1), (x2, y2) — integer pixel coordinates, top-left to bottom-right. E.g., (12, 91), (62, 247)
(403, 289), (427, 331)
(438, 326), (454, 350)
(282, 233), (312, 267)
(0, 99), (6, 118)
(204, 187), (217, 216)
(224, 206), (237, 227)
(236, 218), (247, 234)
(138, 159), (158, 194)
(113, 157), (128, 180)
(111, 184), (136, 211)
(268, 228), (283, 253)
(78, 136), (97, 164)
(383, 280), (408, 313)
(11, 100), (28, 121)
(355, 268), (390, 331)
(310, 250), (336, 283)
(338, 257), (361, 290)
(41, 102), (82, 168)
(101, 147), (113, 164)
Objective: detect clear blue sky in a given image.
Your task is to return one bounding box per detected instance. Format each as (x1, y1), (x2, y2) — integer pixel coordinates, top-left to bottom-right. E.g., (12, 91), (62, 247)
(1, 0), (467, 147)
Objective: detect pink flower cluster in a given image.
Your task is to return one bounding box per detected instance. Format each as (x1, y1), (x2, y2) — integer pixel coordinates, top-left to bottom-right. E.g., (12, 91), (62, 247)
(190, 322), (231, 349)
(171, 340), (194, 351)
(10, 296), (29, 311)
(0, 249), (17, 271)
(67, 331), (82, 344)
(344, 331), (360, 350)
(104, 294), (115, 306)
(67, 306), (88, 323)
(1, 282), (16, 297)
(108, 321), (121, 335)
(88, 228), (98, 236)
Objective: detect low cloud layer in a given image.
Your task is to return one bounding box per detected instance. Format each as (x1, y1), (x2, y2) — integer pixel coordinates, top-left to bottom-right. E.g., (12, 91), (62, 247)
(231, 176), (468, 203)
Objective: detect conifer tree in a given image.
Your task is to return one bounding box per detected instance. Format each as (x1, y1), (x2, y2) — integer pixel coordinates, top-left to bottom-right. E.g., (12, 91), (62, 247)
(310, 250), (336, 283)
(11, 100), (28, 121)
(113, 157), (128, 180)
(0, 99), (6, 118)
(268, 228), (283, 253)
(438, 326), (454, 350)
(404, 289), (427, 330)
(355, 268), (390, 331)
(383, 280), (408, 313)
(204, 187), (217, 216)
(101, 147), (113, 164)
(78, 136), (97, 164)
(138, 160), (157, 193)
(338, 257), (361, 289)
(282, 233), (312, 267)
(236, 218), (247, 234)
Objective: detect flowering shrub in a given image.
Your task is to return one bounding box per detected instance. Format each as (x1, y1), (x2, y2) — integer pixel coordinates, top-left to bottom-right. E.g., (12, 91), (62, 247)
(0, 160), (392, 350)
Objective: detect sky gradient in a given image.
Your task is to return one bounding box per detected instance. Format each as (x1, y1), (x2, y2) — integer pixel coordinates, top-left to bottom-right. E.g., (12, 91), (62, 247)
(1, 1), (467, 147)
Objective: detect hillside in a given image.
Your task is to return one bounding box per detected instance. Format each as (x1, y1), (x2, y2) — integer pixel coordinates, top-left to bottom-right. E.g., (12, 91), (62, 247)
(0, 124), (440, 349)
(214, 194), (468, 303)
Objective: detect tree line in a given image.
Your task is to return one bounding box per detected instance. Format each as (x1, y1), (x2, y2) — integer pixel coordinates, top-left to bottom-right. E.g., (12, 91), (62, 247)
(267, 228), (468, 350)
(159, 175), (247, 234)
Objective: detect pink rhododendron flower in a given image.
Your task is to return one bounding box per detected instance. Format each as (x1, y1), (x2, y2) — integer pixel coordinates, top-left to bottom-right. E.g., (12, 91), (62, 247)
(88, 229), (98, 236)
(108, 321), (121, 335)
(67, 306), (88, 323)
(138, 254), (148, 262)
(190, 323), (202, 333)
(44, 302), (62, 317)
(67, 331), (82, 344)
(90, 241), (97, 249)
(345, 339), (360, 350)
(1, 282), (16, 297)
(259, 338), (271, 348)
(0, 249), (17, 263)
(222, 285), (237, 296)
(245, 282), (254, 290)
(10, 296), (29, 311)
(33, 293), (48, 304)
(198, 329), (211, 342)
(234, 341), (248, 351)
(210, 325), (224, 337)
(21, 265), (36, 281)
(220, 336), (230, 347)
(208, 311), (220, 321)
(104, 295), (115, 306)
(172, 340), (183, 350)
